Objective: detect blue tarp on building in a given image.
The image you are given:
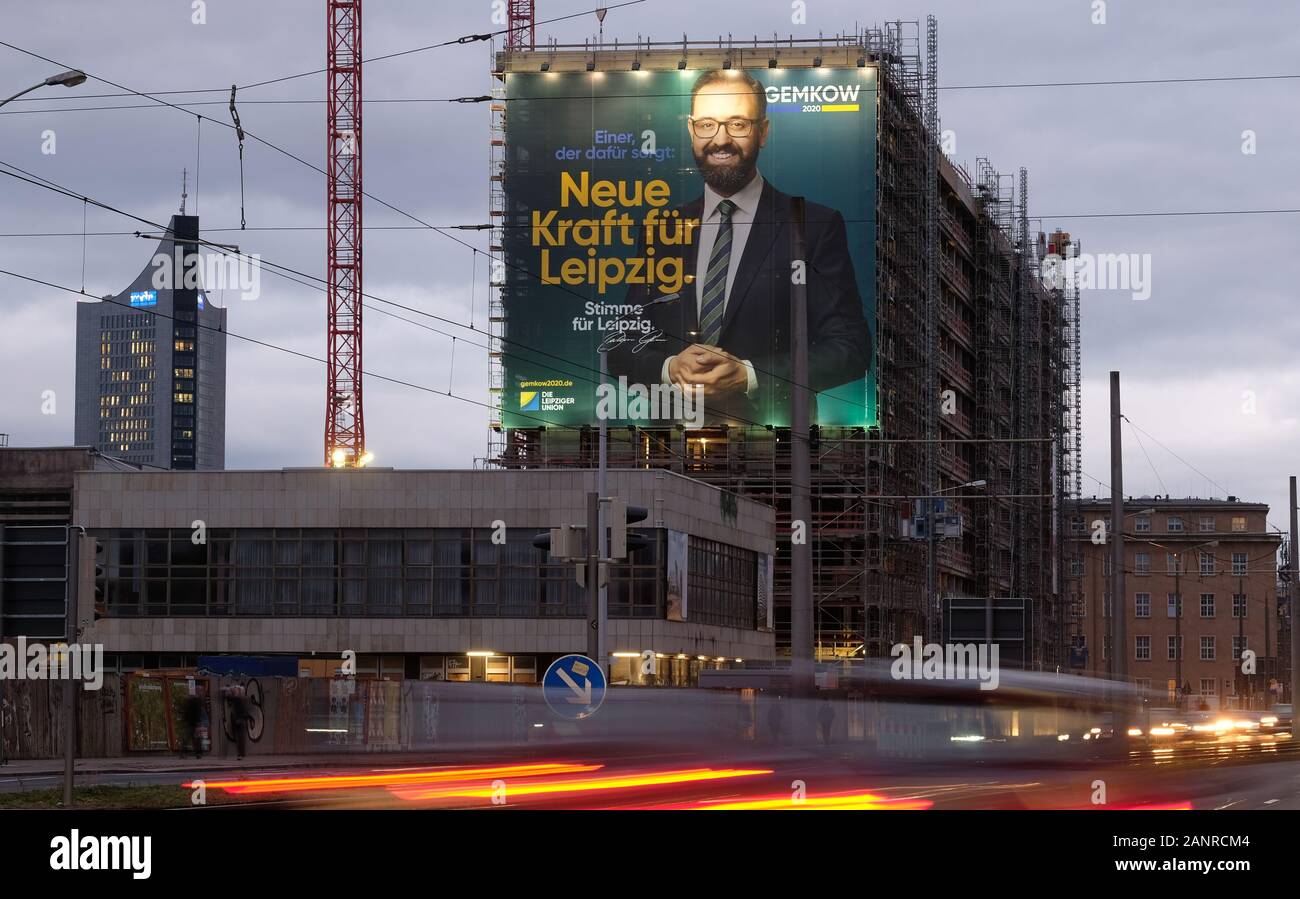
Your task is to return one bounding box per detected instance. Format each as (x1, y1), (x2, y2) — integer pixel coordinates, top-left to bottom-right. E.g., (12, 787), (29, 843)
(197, 655), (298, 677)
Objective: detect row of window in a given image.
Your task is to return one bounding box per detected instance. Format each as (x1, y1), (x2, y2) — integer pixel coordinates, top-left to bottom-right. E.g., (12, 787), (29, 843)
(1134, 678), (1240, 699)
(1111, 634), (1247, 662)
(1071, 551), (1253, 576)
(100, 357), (155, 371)
(99, 314), (154, 330)
(94, 527), (761, 630)
(1072, 514), (1248, 534)
(1097, 592), (1252, 618)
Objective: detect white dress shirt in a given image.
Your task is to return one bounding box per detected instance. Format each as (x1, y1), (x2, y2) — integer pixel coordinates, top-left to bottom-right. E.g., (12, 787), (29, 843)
(662, 171), (764, 395)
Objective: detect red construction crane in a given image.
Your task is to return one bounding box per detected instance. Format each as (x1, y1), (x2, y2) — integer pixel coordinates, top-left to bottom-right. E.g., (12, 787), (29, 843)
(506, 0), (535, 49)
(325, 0), (368, 467)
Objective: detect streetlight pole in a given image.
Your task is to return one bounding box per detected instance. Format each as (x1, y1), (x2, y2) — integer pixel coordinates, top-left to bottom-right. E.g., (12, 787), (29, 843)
(596, 348), (608, 675)
(0, 70), (88, 109)
(1108, 373), (1127, 738)
(789, 197), (813, 700)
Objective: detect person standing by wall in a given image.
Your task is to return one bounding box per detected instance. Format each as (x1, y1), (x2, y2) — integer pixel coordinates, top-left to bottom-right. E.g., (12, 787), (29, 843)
(180, 687), (203, 759)
(223, 685), (250, 760)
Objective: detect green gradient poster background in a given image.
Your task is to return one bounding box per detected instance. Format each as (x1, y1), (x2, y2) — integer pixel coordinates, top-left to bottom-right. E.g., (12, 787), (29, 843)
(501, 66), (877, 428)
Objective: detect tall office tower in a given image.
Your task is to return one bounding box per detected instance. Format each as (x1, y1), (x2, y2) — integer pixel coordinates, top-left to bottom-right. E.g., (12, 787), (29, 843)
(74, 212), (227, 469)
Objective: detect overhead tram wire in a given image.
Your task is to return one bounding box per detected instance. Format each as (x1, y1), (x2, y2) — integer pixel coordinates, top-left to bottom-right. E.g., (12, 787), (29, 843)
(5, 149), (1286, 424)
(6, 193), (1300, 242)
(16, 32), (1274, 417)
(0, 265), (706, 470)
(4, 66), (1297, 108)
(0, 160), (790, 433)
(0, 41), (1295, 254)
(18, 136), (1284, 440)
(0, 55), (877, 419)
(9, 75), (1300, 119)
(0, 266), (600, 437)
(235, 0), (648, 91)
(1126, 418), (1169, 497)
(2, 32), (1269, 493)
(3, 265), (1049, 489)
(0, 1), (647, 101)
(7, 105), (1293, 433)
(1122, 415), (1235, 500)
(0, 45), (781, 387)
(7, 164), (1058, 456)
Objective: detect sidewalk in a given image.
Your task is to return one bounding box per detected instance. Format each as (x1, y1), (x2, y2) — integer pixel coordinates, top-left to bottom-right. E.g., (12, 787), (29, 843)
(0, 750), (491, 779)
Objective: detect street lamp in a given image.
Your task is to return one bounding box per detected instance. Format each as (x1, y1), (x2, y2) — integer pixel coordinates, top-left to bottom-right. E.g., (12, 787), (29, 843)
(0, 70), (88, 109)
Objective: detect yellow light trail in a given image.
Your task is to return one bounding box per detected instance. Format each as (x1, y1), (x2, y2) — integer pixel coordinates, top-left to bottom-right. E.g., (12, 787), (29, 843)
(693, 791), (933, 811)
(391, 767), (772, 802)
(191, 762), (602, 795)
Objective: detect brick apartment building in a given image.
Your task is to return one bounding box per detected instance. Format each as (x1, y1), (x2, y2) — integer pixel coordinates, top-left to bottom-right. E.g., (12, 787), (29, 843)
(1067, 497), (1283, 710)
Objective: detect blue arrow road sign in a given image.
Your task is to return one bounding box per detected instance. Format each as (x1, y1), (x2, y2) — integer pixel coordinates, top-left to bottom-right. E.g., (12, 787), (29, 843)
(542, 654), (607, 720)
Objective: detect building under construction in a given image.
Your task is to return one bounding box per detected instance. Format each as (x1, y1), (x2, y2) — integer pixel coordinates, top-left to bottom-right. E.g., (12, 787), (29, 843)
(484, 19), (1082, 670)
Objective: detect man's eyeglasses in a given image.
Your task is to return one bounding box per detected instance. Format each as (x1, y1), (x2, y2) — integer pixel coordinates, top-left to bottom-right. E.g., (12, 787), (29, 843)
(689, 117), (763, 139)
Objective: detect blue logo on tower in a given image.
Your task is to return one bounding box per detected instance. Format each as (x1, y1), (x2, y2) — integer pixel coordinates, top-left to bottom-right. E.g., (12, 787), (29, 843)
(542, 654), (606, 720)
(129, 290), (157, 308)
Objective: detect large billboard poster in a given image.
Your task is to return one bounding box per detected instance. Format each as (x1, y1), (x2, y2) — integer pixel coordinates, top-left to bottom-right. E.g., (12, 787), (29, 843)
(501, 66), (877, 429)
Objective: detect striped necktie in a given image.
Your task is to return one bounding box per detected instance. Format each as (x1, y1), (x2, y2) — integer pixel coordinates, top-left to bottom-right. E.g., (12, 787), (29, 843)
(698, 198), (737, 346)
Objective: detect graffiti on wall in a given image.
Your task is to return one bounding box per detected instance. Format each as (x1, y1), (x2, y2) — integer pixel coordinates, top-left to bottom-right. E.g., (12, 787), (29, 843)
(222, 678), (265, 744)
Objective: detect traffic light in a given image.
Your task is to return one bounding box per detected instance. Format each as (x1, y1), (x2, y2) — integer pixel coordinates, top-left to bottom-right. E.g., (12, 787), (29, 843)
(531, 500), (649, 560)
(532, 524), (582, 560)
(609, 499), (649, 559)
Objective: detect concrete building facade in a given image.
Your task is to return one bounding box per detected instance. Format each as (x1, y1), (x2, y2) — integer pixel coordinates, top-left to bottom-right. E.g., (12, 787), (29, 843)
(71, 467), (775, 684)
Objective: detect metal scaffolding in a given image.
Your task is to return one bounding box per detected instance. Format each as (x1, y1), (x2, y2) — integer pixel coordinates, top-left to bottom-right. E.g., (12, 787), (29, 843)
(486, 22), (1078, 669)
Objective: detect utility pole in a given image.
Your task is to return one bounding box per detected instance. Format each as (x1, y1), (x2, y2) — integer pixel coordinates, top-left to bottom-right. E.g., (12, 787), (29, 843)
(62, 527), (80, 808)
(597, 351), (609, 674)
(0, 523), (6, 645)
(789, 197), (814, 700)
(586, 491), (600, 664)
(1108, 372), (1128, 739)
(1289, 476), (1298, 737)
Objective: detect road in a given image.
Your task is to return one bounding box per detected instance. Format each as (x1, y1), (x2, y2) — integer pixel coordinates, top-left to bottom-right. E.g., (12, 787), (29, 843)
(3, 744), (1286, 810)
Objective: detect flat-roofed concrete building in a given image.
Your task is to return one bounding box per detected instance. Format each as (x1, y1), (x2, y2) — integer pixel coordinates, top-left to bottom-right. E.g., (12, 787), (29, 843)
(72, 467), (775, 684)
(0, 446), (141, 638)
(1067, 497), (1283, 710)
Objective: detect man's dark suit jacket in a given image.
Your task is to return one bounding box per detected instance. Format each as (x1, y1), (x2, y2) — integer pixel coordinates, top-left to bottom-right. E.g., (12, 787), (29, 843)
(607, 179), (871, 426)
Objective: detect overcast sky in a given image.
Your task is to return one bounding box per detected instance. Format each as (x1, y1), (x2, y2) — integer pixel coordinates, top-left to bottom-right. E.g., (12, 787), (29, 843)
(1, 0), (1297, 533)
